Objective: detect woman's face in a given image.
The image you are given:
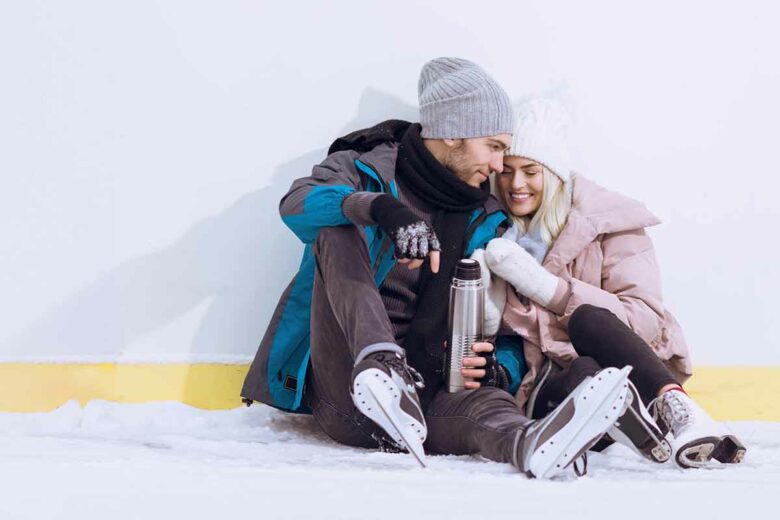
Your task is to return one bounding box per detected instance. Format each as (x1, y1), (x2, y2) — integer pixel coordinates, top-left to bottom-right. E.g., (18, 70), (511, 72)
(497, 156), (545, 217)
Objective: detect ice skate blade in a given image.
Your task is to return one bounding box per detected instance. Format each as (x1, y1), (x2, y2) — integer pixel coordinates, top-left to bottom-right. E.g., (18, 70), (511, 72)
(712, 435), (746, 464)
(609, 385), (672, 464)
(650, 441), (673, 463)
(676, 436), (720, 468)
(367, 384), (427, 468)
(528, 366), (632, 480)
(353, 369), (427, 468)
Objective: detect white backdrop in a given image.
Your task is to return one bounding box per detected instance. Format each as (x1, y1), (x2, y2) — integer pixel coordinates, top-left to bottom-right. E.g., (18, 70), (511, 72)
(1, 1), (778, 364)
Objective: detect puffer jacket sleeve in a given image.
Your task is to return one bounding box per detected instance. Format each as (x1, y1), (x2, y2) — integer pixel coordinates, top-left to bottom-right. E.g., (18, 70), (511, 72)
(279, 150), (363, 243)
(548, 228), (666, 345)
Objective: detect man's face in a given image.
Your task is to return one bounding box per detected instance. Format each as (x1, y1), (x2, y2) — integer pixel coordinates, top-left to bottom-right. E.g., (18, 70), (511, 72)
(444, 134), (512, 188)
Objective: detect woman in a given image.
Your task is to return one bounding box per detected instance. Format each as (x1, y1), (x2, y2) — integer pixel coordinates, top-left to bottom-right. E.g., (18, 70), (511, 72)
(476, 99), (745, 469)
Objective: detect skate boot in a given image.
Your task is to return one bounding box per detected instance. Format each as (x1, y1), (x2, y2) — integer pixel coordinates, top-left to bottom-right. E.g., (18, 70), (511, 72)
(653, 389), (746, 468)
(351, 349), (427, 467)
(607, 380), (672, 463)
(513, 366), (632, 479)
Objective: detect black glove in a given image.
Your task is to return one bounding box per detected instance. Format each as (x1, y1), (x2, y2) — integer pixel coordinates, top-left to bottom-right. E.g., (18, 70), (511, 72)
(477, 346), (509, 391)
(370, 194), (440, 259)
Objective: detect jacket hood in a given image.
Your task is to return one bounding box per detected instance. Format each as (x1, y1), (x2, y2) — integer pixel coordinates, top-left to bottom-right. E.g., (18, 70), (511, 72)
(544, 174), (661, 268)
(328, 119), (413, 155)
(571, 174), (660, 234)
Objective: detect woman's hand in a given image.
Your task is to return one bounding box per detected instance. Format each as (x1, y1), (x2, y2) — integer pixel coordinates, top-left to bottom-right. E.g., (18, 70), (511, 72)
(485, 237), (559, 307)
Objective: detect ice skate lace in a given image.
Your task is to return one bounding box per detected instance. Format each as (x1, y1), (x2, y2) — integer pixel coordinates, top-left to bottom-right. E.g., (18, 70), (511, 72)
(658, 392), (692, 436)
(375, 352), (425, 389)
(372, 432), (403, 453)
(573, 453), (588, 477)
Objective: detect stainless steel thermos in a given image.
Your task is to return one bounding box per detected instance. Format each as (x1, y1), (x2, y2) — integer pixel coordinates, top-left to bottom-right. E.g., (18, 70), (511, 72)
(445, 258), (485, 393)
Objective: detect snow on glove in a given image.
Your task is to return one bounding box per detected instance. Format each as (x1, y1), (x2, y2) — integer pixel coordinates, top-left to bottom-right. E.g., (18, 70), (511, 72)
(370, 194), (440, 259)
(485, 237), (559, 307)
(477, 345), (509, 390)
(469, 248), (506, 336)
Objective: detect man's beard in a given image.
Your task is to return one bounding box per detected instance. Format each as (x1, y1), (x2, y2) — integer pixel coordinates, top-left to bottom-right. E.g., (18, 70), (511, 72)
(444, 142), (478, 185)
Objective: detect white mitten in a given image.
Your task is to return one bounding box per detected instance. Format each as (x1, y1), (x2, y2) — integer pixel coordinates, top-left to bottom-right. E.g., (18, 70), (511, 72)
(470, 248), (506, 336)
(485, 237), (559, 307)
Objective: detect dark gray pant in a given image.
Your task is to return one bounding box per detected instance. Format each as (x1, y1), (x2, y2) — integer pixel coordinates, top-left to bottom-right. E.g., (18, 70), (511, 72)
(305, 225), (531, 463)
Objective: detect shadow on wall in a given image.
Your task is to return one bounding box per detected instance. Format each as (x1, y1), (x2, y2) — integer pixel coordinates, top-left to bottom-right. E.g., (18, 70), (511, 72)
(6, 88), (416, 398)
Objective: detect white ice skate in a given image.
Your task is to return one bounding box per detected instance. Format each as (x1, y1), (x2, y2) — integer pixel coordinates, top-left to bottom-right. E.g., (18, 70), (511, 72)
(514, 366), (632, 479)
(351, 350), (427, 467)
(653, 390), (746, 468)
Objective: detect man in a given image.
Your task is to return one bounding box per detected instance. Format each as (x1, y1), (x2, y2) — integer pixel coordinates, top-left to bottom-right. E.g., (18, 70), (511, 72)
(242, 57), (630, 478)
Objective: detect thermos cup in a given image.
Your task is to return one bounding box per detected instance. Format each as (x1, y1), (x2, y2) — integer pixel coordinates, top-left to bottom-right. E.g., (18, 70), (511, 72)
(445, 258), (485, 393)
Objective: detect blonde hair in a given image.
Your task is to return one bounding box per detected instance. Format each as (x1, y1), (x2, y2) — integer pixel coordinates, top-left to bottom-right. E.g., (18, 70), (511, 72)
(491, 164), (572, 247)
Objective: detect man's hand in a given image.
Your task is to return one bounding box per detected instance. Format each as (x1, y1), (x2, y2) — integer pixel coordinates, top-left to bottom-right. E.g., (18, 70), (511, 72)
(390, 222), (441, 273)
(370, 194), (440, 273)
(461, 342), (493, 389)
(461, 341), (508, 390)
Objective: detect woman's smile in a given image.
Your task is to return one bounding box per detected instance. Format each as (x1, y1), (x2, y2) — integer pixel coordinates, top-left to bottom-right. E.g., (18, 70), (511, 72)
(509, 192), (534, 202)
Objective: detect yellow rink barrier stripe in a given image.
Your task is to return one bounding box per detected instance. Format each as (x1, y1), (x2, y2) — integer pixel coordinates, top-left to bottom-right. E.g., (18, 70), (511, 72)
(0, 363), (778, 420)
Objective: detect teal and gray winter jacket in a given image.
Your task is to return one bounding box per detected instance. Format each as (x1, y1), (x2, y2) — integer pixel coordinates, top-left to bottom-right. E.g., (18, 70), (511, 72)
(241, 126), (521, 413)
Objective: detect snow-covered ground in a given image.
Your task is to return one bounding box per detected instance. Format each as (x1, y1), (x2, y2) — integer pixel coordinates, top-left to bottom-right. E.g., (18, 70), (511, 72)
(0, 402), (776, 520)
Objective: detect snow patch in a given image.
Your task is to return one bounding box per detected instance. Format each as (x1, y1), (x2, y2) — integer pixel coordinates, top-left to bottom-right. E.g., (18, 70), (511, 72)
(1, 402), (778, 519)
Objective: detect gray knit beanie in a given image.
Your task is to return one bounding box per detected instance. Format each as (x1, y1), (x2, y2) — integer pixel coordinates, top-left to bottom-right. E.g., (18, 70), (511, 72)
(418, 57), (513, 139)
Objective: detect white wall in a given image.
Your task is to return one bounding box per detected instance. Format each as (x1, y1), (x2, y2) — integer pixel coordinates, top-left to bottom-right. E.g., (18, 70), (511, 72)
(1, 0), (778, 364)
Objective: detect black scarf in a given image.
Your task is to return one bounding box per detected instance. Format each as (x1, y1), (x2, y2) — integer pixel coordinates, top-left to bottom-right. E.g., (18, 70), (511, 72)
(395, 124), (489, 408)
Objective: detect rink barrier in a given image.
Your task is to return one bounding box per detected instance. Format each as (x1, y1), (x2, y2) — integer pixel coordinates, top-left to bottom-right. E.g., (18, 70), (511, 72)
(0, 363), (778, 420)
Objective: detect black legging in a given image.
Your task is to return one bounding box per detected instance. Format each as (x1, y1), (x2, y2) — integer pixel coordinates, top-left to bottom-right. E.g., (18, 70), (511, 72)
(530, 304), (680, 419)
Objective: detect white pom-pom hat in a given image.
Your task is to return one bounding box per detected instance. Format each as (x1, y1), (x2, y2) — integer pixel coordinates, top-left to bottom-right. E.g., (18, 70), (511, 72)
(507, 98), (573, 183)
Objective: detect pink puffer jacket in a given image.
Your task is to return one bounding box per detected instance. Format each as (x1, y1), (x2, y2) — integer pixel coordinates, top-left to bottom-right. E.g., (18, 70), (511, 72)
(501, 174), (692, 410)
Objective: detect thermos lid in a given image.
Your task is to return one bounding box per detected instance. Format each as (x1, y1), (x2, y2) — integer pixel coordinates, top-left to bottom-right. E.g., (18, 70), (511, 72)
(454, 259), (481, 281)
